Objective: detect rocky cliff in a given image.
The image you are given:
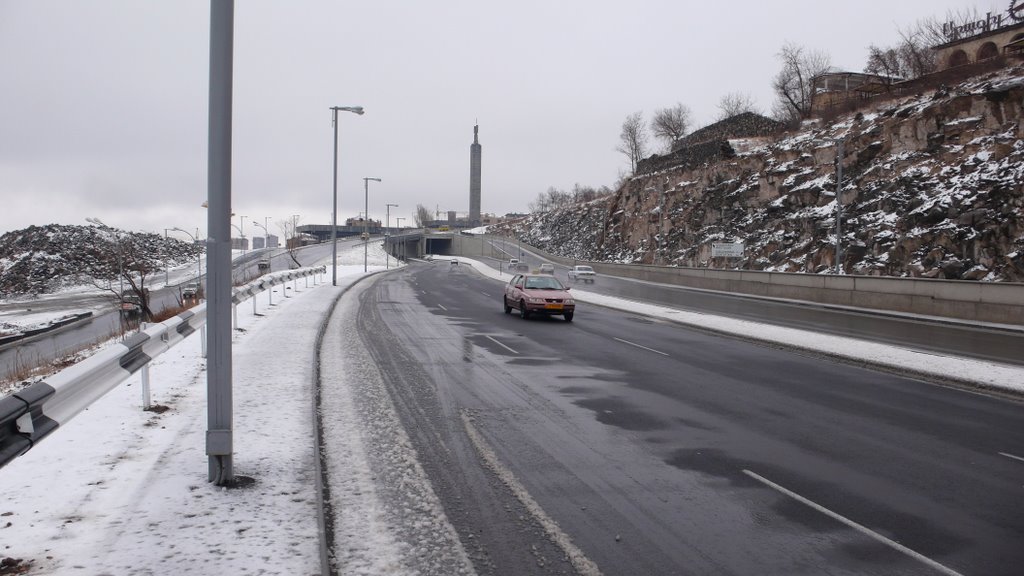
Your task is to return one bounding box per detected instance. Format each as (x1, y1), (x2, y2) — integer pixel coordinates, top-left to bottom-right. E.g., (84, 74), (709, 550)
(497, 66), (1024, 282)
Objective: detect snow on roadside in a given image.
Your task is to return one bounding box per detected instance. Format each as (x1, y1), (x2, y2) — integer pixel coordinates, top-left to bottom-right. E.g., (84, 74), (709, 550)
(319, 277), (474, 575)
(0, 244), (430, 575)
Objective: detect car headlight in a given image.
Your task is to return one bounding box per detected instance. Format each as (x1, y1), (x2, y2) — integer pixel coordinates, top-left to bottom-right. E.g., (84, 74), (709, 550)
(564, 298), (575, 305)
(527, 296), (546, 304)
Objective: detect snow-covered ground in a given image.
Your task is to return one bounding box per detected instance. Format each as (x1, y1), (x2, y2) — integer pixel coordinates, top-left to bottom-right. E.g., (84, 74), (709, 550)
(2, 246), (1022, 575)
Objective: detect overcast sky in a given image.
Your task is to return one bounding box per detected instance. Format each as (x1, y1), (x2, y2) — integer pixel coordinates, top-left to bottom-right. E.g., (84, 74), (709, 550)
(0, 0), (992, 239)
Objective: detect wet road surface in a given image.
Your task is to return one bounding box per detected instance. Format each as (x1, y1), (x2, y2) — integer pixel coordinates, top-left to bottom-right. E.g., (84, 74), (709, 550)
(483, 238), (1024, 367)
(356, 260), (1024, 575)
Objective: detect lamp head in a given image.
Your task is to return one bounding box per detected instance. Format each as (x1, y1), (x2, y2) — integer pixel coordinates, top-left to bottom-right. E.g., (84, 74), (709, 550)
(333, 106), (364, 115)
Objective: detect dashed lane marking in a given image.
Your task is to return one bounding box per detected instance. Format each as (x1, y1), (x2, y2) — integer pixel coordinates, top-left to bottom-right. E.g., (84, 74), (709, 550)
(613, 337), (669, 356)
(742, 469), (964, 576)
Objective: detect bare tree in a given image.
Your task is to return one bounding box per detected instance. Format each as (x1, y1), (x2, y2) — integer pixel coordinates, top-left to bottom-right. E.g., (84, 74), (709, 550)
(616, 111), (648, 173)
(277, 215), (302, 267)
(81, 229), (167, 321)
(864, 45), (904, 78)
(772, 42), (832, 123)
(414, 204), (433, 228)
(864, 11), (974, 80)
(650, 103), (692, 151)
(716, 92), (758, 121)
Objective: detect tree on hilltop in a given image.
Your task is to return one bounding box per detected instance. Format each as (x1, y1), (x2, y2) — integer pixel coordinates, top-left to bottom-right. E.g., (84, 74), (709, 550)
(772, 42), (832, 124)
(616, 111), (649, 173)
(716, 92), (759, 121)
(651, 103), (692, 151)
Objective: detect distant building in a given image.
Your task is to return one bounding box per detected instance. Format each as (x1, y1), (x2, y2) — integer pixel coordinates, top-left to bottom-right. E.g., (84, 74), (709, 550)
(230, 237), (249, 250)
(469, 124), (482, 227)
(252, 234), (279, 249)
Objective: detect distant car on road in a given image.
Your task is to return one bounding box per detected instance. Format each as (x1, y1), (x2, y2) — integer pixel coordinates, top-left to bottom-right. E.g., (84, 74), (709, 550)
(257, 259), (270, 271)
(567, 265), (596, 283)
(182, 283), (200, 300)
(503, 273), (575, 322)
(119, 290), (143, 317)
(538, 263), (554, 274)
(508, 258), (519, 267)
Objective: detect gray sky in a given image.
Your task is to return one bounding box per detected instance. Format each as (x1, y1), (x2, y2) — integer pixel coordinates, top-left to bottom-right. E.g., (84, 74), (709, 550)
(0, 0), (989, 239)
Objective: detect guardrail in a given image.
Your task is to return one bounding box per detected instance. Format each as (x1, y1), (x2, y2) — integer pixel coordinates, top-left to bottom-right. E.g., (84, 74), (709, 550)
(0, 266), (325, 469)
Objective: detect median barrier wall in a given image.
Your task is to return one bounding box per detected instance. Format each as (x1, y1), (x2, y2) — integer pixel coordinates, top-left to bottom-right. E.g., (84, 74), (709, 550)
(454, 236), (1023, 326)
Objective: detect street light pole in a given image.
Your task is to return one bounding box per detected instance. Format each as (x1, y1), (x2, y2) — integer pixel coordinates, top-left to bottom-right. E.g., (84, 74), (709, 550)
(385, 203), (398, 269)
(238, 214), (246, 253)
(164, 228), (172, 286)
(395, 217), (405, 261)
(171, 227), (202, 295)
(363, 177), (381, 272)
(331, 105), (364, 285)
(86, 217), (123, 297)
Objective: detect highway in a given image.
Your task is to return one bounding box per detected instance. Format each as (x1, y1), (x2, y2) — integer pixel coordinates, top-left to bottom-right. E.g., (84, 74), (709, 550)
(484, 237), (1024, 367)
(353, 259), (1024, 575)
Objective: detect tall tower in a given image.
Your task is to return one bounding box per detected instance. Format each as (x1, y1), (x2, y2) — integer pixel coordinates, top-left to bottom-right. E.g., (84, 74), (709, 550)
(469, 124), (482, 226)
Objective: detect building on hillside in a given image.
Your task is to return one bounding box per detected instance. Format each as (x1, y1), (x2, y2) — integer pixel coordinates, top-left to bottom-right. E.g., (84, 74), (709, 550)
(933, 20), (1024, 69)
(230, 237), (249, 251)
(810, 9), (1024, 118)
(809, 72), (900, 115)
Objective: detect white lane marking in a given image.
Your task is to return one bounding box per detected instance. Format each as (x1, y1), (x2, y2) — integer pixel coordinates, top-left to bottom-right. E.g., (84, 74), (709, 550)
(481, 292), (491, 297)
(613, 337), (669, 356)
(998, 451), (1024, 463)
(461, 411), (603, 576)
(742, 470), (964, 576)
(484, 335), (518, 354)
(437, 304), (447, 311)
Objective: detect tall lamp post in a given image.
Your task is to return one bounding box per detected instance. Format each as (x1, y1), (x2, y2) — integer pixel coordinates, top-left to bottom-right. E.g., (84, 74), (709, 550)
(164, 228), (172, 286)
(363, 177), (381, 272)
(395, 217), (405, 261)
(252, 218), (269, 250)
(331, 105), (364, 285)
(385, 202), (398, 269)
(86, 217), (123, 297)
(171, 227), (203, 296)
(237, 215), (246, 253)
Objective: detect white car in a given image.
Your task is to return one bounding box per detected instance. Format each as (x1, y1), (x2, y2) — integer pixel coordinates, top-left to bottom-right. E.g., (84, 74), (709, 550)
(567, 265), (596, 283)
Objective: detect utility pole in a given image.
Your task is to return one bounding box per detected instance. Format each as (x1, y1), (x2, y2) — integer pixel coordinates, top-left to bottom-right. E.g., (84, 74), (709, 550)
(835, 140), (844, 275)
(206, 0), (234, 486)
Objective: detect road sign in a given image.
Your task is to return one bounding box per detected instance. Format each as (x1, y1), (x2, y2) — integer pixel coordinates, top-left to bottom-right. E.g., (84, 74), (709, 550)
(712, 242), (744, 258)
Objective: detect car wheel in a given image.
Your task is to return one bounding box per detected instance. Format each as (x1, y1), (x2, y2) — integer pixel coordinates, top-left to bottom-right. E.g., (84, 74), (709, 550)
(564, 312), (573, 322)
(503, 296), (512, 314)
(519, 300), (530, 319)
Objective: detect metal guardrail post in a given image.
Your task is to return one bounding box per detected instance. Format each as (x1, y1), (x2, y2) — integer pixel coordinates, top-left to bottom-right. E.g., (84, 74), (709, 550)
(0, 265), (324, 471)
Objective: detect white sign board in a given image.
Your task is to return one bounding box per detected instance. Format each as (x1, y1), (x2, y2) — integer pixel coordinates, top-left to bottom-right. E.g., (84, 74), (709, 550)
(712, 242), (744, 258)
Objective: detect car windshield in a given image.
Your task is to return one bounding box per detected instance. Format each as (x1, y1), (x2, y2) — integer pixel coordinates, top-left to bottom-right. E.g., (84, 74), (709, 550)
(577, 266), (593, 272)
(524, 276), (563, 290)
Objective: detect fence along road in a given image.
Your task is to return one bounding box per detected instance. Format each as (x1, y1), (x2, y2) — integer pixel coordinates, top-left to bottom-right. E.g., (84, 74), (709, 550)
(0, 266), (325, 469)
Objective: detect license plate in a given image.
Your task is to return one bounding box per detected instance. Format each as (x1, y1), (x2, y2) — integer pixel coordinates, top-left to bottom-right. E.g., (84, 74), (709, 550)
(545, 303), (563, 310)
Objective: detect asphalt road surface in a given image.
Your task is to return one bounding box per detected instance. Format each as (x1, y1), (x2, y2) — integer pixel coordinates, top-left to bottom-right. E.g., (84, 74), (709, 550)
(483, 238), (1024, 367)
(355, 260), (1024, 576)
